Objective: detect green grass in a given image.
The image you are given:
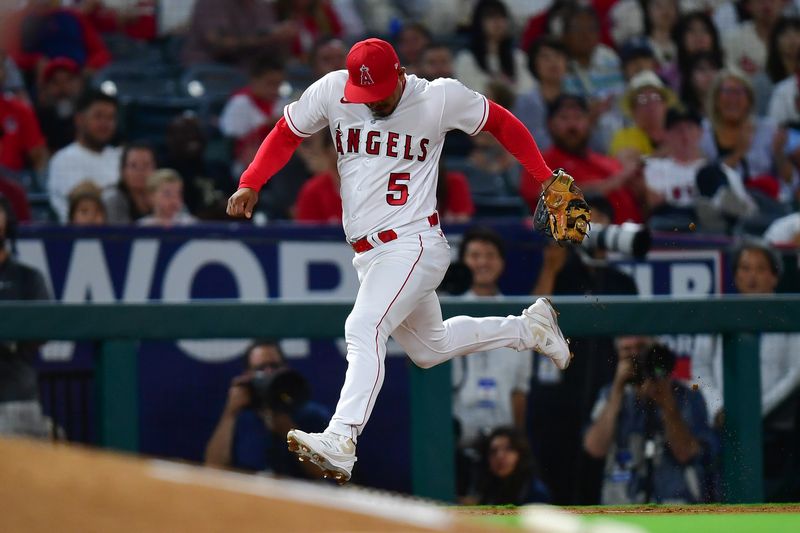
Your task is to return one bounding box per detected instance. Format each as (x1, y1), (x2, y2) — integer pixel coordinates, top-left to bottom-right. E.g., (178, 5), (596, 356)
(480, 511), (800, 532)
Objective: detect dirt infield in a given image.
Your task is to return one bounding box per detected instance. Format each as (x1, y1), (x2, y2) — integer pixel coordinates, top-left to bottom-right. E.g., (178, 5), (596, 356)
(0, 437), (498, 533)
(455, 503), (800, 517)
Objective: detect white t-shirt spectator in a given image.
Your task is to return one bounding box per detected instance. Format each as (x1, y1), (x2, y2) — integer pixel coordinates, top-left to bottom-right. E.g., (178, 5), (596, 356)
(644, 157), (704, 208)
(722, 21), (766, 76)
(48, 142), (122, 222)
(219, 92), (286, 139)
(454, 48), (536, 95)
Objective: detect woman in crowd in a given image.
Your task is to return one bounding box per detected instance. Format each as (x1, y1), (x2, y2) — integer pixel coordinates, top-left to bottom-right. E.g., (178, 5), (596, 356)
(680, 52), (723, 117)
(103, 143), (156, 224)
(673, 12), (724, 90)
(641, 0), (679, 83)
(454, 0), (535, 95)
(477, 427), (549, 505)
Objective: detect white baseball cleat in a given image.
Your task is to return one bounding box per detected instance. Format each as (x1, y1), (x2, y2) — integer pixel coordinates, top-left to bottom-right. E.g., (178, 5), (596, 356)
(287, 429), (357, 484)
(522, 297), (572, 370)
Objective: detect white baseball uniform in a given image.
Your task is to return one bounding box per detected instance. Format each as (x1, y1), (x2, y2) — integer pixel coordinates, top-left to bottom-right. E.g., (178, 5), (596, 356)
(284, 71), (538, 441)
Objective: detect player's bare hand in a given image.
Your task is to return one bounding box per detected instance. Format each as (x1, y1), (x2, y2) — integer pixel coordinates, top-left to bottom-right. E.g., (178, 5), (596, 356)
(227, 188), (258, 219)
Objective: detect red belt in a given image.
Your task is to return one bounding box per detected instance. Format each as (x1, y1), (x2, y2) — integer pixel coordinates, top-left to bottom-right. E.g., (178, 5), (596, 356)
(351, 212), (439, 253)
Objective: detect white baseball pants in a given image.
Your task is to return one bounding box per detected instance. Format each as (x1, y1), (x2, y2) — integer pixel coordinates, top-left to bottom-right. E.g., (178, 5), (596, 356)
(326, 228), (536, 441)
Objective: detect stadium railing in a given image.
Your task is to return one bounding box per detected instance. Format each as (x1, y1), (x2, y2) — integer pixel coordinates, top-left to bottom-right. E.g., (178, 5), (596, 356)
(1, 295), (796, 504)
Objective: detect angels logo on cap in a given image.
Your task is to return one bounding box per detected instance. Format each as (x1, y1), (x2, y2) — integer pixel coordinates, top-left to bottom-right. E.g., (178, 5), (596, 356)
(360, 65), (374, 86)
(344, 38), (401, 104)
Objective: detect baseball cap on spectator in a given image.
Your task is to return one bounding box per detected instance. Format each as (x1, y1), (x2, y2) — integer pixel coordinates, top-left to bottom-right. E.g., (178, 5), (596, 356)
(546, 94), (589, 119)
(40, 57), (80, 84)
(665, 107), (702, 129)
(622, 70), (677, 116)
(619, 37), (655, 66)
(344, 38), (401, 104)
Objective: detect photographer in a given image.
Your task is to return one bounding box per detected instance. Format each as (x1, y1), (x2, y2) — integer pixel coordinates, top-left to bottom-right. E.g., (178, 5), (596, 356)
(204, 341), (330, 478)
(583, 337), (717, 504)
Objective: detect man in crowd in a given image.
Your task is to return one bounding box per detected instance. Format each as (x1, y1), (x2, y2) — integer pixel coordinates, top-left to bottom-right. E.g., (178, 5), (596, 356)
(205, 340), (330, 479)
(35, 57), (84, 153)
(48, 89), (121, 222)
(584, 337), (717, 504)
(520, 94), (641, 224)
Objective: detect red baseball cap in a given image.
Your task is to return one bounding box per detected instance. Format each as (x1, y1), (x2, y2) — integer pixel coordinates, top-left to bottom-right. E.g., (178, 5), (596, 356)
(41, 57), (80, 83)
(344, 38), (401, 104)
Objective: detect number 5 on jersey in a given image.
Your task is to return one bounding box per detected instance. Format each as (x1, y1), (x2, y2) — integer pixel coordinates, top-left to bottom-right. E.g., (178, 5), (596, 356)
(386, 172), (410, 206)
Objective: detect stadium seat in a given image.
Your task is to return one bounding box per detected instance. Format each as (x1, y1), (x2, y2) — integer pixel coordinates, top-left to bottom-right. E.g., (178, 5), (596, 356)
(179, 63), (248, 102)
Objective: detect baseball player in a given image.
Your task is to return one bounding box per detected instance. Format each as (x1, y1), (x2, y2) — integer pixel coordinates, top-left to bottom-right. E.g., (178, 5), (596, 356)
(227, 38), (588, 483)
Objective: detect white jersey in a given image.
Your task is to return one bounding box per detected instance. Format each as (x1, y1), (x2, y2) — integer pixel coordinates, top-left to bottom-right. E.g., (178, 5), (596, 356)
(283, 71), (489, 241)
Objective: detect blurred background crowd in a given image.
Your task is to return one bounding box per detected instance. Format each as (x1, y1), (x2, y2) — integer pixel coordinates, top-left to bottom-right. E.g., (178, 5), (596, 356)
(2, 0), (800, 509)
(0, 0), (798, 241)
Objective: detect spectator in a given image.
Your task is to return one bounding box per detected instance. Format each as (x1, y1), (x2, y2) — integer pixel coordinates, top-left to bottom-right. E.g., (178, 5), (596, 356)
(275, 0), (343, 61)
(137, 169), (196, 227)
(102, 142), (156, 224)
(697, 68), (784, 224)
(513, 37), (569, 153)
(766, 17), (800, 86)
(452, 227), (533, 450)
(673, 12), (724, 92)
(34, 57), (83, 153)
(3, 1), (111, 75)
(680, 52), (723, 117)
(693, 239), (800, 498)
(437, 158), (475, 224)
(474, 427), (550, 505)
(293, 133), (341, 223)
(723, 0), (783, 77)
(67, 181), (107, 226)
(644, 108), (706, 230)
(48, 89), (120, 223)
(163, 114), (231, 220)
(454, 0), (535, 95)
(0, 195), (52, 439)
(610, 70), (676, 162)
(561, 4), (624, 102)
(395, 22), (431, 76)
(419, 42), (455, 81)
(309, 37), (347, 79)
(0, 51), (48, 174)
(520, 95), (642, 225)
(767, 62), (800, 125)
(619, 38), (659, 83)
(204, 340), (330, 477)
(220, 55), (287, 178)
(641, 0), (679, 77)
(181, 0), (296, 66)
(583, 338), (716, 504)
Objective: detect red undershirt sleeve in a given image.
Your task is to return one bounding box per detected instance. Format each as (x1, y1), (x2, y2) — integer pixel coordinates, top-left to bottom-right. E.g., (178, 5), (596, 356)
(238, 117), (304, 192)
(481, 100), (553, 183)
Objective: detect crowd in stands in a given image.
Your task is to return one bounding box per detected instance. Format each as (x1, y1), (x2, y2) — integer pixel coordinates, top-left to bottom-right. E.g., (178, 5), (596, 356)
(2, 0), (800, 505)
(0, 0), (796, 244)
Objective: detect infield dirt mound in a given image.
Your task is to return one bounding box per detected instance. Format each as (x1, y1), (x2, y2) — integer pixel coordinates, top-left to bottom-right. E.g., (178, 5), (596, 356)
(0, 437), (499, 533)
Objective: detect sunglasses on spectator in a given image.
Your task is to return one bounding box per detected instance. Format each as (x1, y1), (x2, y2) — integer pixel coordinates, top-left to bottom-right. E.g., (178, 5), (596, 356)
(252, 362), (284, 372)
(719, 86), (748, 96)
(635, 92), (663, 106)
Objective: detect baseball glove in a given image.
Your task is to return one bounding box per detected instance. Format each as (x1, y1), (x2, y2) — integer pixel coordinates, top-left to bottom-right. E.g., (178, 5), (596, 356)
(533, 169), (591, 244)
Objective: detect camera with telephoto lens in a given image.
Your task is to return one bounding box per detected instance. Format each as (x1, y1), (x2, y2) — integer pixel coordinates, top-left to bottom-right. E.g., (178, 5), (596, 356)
(248, 368), (311, 412)
(630, 343), (676, 385)
(581, 223), (651, 259)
